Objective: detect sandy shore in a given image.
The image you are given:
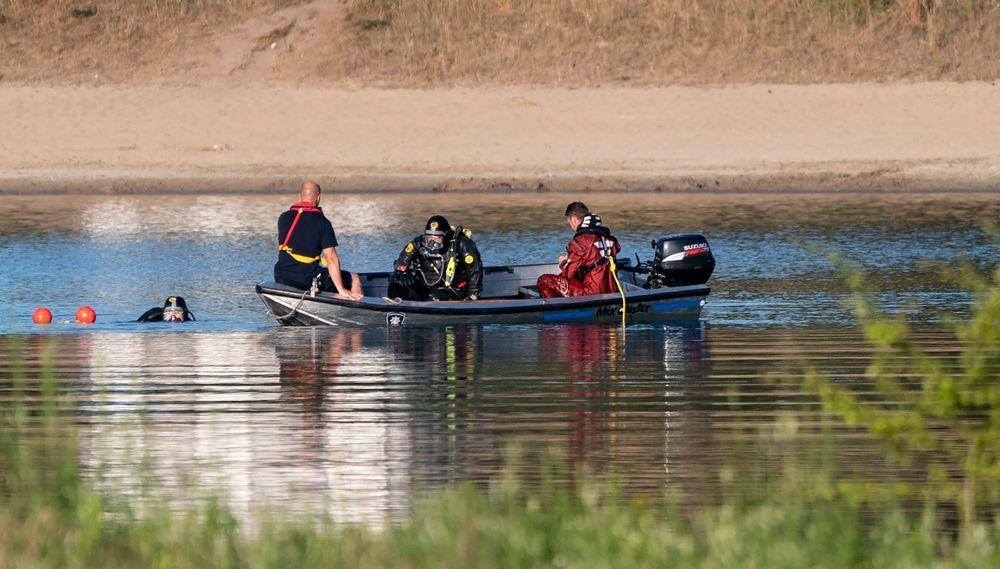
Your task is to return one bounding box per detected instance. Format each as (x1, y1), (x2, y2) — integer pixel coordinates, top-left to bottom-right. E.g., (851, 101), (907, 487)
(2, 82), (999, 193)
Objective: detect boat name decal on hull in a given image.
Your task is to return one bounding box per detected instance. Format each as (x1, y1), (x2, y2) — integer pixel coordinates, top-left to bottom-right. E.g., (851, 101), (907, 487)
(594, 303), (652, 318)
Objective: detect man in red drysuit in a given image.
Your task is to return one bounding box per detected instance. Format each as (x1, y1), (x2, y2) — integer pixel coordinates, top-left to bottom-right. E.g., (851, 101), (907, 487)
(537, 202), (621, 298)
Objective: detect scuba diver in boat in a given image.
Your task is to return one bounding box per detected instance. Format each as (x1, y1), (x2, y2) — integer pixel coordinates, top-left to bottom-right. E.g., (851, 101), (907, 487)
(537, 202), (621, 298)
(137, 296), (196, 322)
(388, 215), (483, 301)
(274, 181), (363, 300)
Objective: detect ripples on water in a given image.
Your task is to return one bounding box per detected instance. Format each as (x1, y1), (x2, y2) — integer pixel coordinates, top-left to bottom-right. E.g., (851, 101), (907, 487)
(1, 192), (998, 523)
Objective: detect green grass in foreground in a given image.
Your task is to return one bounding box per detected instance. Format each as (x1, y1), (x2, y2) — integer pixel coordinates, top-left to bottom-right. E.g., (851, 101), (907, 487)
(807, 247), (1000, 527)
(1, 380), (999, 569)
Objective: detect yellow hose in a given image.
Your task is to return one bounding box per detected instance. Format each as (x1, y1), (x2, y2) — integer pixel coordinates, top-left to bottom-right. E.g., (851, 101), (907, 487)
(608, 256), (627, 329)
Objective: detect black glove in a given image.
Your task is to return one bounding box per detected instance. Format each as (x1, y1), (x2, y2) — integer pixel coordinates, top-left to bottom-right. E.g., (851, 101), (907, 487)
(393, 269), (416, 288)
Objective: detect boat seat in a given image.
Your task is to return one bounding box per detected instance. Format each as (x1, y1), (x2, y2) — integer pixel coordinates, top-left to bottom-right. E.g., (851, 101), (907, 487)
(518, 286), (541, 299)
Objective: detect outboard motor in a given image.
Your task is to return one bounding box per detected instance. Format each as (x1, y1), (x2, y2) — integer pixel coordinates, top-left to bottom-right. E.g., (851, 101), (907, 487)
(643, 233), (715, 289)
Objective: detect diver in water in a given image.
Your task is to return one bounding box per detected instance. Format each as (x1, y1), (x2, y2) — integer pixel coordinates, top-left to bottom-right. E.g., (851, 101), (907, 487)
(388, 215), (483, 301)
(137, 296), (196, 322)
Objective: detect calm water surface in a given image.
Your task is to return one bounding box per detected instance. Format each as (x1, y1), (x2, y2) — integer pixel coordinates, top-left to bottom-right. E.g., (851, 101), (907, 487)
(1, 193), (999, 523)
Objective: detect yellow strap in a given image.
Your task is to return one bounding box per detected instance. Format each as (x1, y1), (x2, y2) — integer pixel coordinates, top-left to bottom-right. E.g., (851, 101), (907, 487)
(609, 257), (627, 329)
(278, 244), (321, 264)
(444, 256), (457, 287)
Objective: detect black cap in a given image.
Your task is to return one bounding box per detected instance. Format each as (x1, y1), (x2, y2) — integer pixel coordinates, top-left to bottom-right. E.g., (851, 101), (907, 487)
(163, 296), (188, 310)
(424, 215), (454, 240)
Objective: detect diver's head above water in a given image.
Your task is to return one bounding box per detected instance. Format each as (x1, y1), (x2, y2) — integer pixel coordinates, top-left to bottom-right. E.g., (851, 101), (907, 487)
(162, 296), (192, 322)
(136, 296), (195, 323)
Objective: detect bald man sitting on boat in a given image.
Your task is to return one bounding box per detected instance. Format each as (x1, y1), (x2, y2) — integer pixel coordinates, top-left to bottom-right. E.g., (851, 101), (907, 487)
(274, 181), (363, 301)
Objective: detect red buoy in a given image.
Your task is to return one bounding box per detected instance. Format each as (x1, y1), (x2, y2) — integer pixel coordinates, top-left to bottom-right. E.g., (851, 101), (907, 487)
(33, 307), (53, 324)
(75, 306), (97, 324)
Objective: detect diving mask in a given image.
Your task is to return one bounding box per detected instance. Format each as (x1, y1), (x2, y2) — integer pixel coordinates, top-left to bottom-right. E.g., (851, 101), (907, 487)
(163, 306), (185, 322)
(422, 233), (446, 254)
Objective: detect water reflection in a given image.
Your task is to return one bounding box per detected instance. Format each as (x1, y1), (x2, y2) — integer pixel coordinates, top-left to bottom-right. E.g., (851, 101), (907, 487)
(0, 324), (727, 522)
(2, 321), (980, 523)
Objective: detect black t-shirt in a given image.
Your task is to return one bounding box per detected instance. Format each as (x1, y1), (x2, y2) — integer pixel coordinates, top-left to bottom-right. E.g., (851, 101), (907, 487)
(273, 208), (338, 288)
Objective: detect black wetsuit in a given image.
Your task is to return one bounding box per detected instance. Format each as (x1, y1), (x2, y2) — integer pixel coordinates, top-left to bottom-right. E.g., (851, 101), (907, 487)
(274, 203), (353, 292)
(388, 232), (483, 301)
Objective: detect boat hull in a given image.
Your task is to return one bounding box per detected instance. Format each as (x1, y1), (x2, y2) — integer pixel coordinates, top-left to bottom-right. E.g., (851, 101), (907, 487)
(257, 278), (709, 327)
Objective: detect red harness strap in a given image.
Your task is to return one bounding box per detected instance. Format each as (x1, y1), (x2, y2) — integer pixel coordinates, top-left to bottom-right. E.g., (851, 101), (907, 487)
(281, 209), (305, 249)
(279, 202), (324, 263)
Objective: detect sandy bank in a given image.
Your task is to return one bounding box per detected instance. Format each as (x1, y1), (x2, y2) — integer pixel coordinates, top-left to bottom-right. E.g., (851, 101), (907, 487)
(2, 82), (999, 194)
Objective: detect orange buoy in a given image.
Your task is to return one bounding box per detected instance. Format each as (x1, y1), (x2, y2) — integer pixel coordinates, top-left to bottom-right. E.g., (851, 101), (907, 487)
(75, 306), (97, 324)
(33, 307), (53, 324)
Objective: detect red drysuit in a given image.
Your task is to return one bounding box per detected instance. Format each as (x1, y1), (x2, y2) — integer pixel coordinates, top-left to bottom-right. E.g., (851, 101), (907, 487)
(538, 228), (621, 298)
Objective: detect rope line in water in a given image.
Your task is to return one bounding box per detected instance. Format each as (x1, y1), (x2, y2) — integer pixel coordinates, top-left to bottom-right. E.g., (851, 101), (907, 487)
(272, 274), (322, 321)
(609, 257), (627, 330)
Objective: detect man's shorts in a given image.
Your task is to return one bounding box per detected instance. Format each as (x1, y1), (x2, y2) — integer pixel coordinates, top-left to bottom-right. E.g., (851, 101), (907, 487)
(317, 269), (357, 293)
(275, 267), (355, 292)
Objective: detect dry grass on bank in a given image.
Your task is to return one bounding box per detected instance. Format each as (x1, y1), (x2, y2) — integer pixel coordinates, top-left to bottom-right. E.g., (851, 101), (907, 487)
(0, 0), (303, 82)
(1, 0), (999, 84)
(0, 0), (297, 38)
(333, 0), (1000, 84)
